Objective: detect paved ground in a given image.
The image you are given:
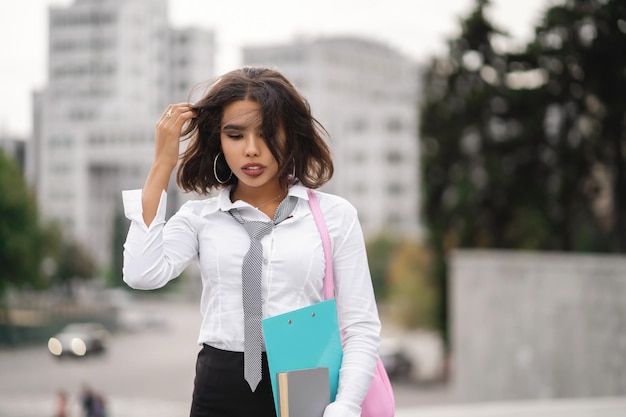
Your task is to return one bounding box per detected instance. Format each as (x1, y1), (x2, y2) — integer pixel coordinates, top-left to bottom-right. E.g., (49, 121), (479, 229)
(2, 298), (625, 417)
(397, 397), (626, 417)
(2, 393), (626, 417)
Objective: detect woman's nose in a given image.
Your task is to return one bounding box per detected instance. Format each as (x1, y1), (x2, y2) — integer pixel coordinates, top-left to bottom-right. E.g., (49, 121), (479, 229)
(244, 134), (262, 156)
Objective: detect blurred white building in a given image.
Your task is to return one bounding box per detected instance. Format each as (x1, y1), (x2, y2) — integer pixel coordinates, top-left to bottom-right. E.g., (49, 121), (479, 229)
(243, 37), (422, 240)
(28, 0), (421, 270)
(28, 0), (215, 266)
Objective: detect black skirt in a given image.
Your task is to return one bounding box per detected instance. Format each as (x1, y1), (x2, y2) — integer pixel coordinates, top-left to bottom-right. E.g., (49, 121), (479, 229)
(190, 344), (277, 417)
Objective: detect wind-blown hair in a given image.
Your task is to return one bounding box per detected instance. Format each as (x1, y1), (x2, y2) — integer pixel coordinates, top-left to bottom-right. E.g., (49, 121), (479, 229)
(177, 67), (334, 194)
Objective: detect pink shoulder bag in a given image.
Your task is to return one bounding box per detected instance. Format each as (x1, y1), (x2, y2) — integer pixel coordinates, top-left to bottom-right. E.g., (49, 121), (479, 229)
(307, 189), (396, 417)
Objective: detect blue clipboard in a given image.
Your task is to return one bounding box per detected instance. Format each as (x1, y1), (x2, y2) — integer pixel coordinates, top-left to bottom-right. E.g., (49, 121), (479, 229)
(262, 298), (343, 417)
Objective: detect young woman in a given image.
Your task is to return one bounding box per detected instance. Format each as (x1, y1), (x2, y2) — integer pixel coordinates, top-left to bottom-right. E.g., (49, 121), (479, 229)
(122, 67), (381, 417)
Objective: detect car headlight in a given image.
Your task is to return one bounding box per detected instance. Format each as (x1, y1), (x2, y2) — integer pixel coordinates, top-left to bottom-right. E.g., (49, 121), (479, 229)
(71, 338), (87, 356)
(48, 337), (63, 356)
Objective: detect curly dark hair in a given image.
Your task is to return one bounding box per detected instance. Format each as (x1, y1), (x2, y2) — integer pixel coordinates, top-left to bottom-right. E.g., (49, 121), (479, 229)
(177, 67), (334, 194)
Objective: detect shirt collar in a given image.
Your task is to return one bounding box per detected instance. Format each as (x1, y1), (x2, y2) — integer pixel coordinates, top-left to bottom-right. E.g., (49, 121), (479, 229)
(200, 184), (309, 217)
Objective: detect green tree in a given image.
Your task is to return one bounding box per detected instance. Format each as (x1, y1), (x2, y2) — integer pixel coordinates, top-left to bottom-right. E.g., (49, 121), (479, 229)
(420, 0), (512, 345)
(52, 237), (97, 298)
(365, 235), (398, 299)
(107, 209), (129, 288)
(0, 150), (48, 344)
(386, 242), (437, 329)
(584, 0), (626, 251)
(0, 150), (46, 296)
(516, 0), (626, 250)
(419, 0), (626, 347)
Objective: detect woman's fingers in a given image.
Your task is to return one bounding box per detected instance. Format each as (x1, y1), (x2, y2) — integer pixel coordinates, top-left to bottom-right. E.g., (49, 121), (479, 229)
(159, 103), (196, 125)
(154, 103), (196, 167)
(157, 103), (197, 135)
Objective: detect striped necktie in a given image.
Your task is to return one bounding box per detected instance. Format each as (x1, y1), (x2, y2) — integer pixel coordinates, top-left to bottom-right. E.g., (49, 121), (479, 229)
(229, 195), (297, 391)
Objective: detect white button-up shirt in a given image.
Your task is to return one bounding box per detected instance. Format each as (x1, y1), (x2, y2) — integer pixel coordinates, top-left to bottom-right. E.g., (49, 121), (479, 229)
(122, 184), (381, 417)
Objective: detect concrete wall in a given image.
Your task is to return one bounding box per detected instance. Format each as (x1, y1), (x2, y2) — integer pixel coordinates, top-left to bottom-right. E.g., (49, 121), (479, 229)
(450, 250), (626, 402)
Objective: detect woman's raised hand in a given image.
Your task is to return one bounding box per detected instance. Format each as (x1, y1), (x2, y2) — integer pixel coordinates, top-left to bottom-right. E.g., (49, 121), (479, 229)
(154, 103), (196, 169)
(141, 104), (196, 226)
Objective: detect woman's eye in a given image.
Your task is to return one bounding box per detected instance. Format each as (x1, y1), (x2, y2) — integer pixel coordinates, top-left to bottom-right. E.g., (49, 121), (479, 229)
(227, 133), (243, 139)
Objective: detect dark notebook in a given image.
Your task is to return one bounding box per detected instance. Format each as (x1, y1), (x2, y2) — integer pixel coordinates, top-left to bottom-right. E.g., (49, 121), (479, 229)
(277, 367), (330, 417)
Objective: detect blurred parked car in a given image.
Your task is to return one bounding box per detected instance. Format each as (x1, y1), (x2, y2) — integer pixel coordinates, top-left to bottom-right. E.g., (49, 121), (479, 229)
(47, 322), (110, 358)
(379, 330), (447, 382)
(380, 337), (413, 380)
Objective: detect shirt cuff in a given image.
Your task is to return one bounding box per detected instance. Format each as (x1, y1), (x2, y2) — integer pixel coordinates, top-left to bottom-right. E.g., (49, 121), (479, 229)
(122, 189), (168, 231)
(323, 400), (361, 417)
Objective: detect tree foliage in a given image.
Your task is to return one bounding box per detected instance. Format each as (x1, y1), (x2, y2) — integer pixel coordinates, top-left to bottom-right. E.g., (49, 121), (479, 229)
(520, 0), (626, 250)
(0, 150), (98, 300)
(366, 235), (397, 299)
(386, 242), (437, 329)
(419, 0), (626, 345)
(54, 238), (98, 296)
(0, 150), (46, 296)
(106, 209), (129, 288)
(366, 235), (438, 329)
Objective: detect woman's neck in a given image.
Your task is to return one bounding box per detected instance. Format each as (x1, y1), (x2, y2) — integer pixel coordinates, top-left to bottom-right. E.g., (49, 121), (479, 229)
(231, 185), (287, 213)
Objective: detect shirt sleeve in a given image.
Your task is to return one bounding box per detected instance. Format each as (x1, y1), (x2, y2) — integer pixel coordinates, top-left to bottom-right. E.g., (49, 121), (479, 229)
(324, 202), (381, 417)
(122, 189), (198, 290)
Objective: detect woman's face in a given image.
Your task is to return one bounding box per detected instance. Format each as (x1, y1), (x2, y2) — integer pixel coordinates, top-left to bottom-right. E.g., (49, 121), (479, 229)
(220, 99), (283, 193)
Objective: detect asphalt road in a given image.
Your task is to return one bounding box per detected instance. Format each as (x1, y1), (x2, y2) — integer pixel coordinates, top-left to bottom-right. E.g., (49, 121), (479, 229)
(0, 298), (444, 417)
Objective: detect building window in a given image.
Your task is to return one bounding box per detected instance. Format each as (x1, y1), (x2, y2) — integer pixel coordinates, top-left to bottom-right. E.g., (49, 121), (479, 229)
(386, 150), (403, 164)
(351, 151), (366, 163)
(352, 182), (367, 194)
(386, 118), (403, 133)
(386, 182), (404, 195)
(51, 11), (116, 27)
(351, 118), (367, 133)
(386, 213), (403, 227)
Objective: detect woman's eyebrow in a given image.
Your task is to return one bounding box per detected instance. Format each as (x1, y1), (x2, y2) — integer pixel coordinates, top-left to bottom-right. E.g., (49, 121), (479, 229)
(221, 124), (245, 131)
(222, 122), (265, 132)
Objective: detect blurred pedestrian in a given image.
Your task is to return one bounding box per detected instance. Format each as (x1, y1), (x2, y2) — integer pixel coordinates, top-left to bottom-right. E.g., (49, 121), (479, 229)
(80, 384), (95, 417)
(123, 67), (381, 417)
(54, 390), (68, 417)
(92, 393), (107, 417)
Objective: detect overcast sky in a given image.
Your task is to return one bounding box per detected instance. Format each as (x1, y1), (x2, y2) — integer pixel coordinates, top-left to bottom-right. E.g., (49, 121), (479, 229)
(0, 0), (549, 137)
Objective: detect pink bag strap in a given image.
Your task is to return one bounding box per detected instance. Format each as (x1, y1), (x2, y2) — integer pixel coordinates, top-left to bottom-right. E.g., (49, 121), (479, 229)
(309, 190), (396, 417)
(307, 189), (335, 300)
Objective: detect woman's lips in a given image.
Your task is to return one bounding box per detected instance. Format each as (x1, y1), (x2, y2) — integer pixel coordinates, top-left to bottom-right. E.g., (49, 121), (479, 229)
(241, 164), (265, 177)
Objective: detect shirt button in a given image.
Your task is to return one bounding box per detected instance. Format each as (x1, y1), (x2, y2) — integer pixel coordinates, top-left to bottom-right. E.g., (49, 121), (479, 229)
(263, 258), (269, 265)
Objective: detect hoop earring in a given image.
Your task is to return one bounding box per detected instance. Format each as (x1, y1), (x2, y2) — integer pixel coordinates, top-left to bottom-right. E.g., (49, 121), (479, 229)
(213, 152), (233, 184)
(290, 163), (296, 180)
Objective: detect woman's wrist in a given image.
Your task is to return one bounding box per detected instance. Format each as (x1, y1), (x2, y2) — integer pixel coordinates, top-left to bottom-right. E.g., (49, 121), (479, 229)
(151, 156), (178, 174)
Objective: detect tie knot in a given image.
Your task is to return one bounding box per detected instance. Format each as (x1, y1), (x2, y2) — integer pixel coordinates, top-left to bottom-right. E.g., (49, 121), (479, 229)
(243, 221), (274, 240)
